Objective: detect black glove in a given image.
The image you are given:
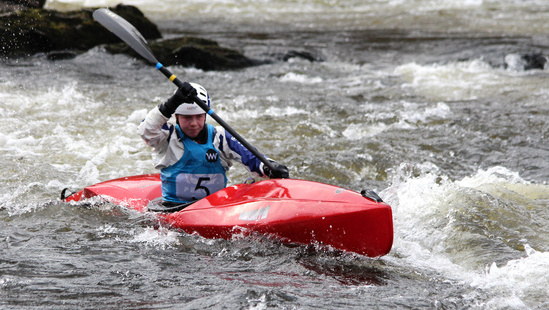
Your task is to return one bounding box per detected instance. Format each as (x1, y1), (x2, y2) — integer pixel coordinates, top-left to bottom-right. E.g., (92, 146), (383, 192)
(263, 160), (290, 179)
(158, 82), (197, 117)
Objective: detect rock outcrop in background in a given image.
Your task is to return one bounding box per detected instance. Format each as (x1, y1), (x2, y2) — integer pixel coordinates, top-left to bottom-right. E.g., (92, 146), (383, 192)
(0, 4), (257, 70)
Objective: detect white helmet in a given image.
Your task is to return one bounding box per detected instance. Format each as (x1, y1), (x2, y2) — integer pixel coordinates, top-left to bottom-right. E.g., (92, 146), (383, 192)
(174, 83), (211, 115)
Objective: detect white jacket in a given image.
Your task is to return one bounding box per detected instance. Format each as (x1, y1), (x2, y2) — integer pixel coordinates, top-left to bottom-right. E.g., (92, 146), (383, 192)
(137, 106), (266, 178)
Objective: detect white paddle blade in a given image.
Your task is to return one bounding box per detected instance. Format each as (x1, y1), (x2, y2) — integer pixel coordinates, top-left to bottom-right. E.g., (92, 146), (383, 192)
(93, 8), (158, 64)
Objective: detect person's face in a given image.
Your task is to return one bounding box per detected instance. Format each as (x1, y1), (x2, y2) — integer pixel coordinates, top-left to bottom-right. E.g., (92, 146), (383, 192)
(176, 114), (206, 138)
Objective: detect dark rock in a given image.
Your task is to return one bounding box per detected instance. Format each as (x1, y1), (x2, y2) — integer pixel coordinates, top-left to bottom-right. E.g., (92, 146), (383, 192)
(282, 50), (323, 62)
(0, 4), (257, 70)
(522, 52), (547, 70)
(264, 49), (324, 63)
(105, 37), (257, 70)
(0, 4), (161, 57)
(0, 0), (46, 12)
(46, 50), (79, 61)
(504, 52), (547, 71)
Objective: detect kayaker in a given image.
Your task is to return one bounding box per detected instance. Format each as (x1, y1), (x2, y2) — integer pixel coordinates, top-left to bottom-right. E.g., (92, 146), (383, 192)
(138, 82), (289, 207)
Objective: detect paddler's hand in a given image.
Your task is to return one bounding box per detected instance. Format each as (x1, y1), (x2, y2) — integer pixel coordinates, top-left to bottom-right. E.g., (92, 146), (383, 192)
(158, 82), (197, 117)
(263, 160), (290, 179)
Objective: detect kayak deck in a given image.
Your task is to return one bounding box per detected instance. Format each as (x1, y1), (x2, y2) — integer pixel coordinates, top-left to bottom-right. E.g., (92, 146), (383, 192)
(64, 174), (393, 257)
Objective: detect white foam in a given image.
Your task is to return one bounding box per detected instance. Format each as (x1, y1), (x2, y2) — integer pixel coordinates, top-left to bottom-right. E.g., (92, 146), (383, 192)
(128, 226), (181, 249)
(279, 72), (323, 84)
(44, 0), (549, 37)
(342, 122), (388, 140)
(471, 245), (549, 309)
(264, 106), (308, 116)
(394, 60), (499, 101)
(399, 101), (451, 124)
(381, 163), (549, 308)
(457, 166), (529, 188)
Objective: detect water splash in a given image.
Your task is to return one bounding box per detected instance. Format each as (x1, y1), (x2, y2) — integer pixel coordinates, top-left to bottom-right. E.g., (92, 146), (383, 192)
(382, 163), (549, 308)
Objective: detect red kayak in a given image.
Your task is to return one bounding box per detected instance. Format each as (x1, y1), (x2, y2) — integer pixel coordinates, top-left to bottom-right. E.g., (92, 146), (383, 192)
(63, 174), (393, 257)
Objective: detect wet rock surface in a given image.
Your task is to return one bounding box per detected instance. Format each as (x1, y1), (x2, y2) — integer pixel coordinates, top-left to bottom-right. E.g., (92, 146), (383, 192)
(0, 4), (261, 70)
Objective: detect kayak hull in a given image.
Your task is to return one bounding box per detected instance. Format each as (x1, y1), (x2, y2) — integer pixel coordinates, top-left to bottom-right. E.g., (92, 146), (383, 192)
(64, 174), (393, 257)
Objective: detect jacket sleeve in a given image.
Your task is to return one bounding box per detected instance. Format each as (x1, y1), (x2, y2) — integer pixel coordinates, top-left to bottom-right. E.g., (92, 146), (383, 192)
(137, 106), (183, 169)
(213, 127), (267, 178)
(137, 106), (170, 150)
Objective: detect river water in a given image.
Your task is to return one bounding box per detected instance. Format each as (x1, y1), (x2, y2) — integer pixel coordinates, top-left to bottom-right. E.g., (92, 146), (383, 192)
(1, 0), (548, 309)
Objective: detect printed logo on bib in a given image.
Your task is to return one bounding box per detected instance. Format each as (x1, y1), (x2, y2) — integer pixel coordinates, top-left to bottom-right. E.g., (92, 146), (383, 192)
(205, 149), (218, 163)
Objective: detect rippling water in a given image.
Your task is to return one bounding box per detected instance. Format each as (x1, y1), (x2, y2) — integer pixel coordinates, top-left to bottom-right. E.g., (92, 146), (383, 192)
(1, 0), (548, 309)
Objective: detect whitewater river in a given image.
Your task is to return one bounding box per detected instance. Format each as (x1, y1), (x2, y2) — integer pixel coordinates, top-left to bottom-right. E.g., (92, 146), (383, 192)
(1, 0), (548, 309)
